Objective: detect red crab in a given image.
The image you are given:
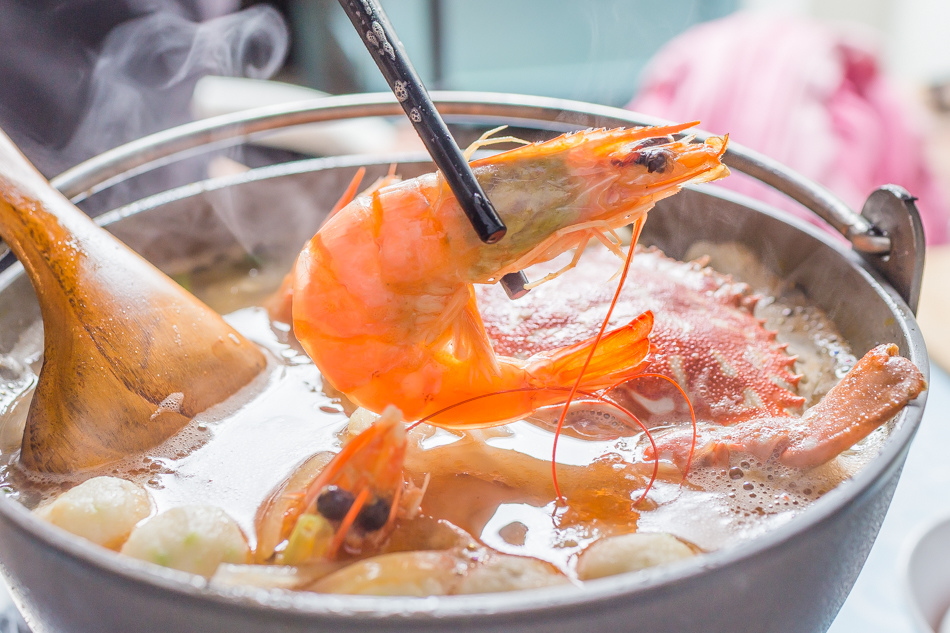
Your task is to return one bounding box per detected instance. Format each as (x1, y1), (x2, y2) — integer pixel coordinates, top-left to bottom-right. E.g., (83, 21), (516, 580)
(476, 246), (804, 428)
(474, 246), (925, 470)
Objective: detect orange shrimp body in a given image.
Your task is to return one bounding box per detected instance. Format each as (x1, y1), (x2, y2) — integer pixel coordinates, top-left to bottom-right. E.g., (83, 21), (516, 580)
(293, 124), (729, 425)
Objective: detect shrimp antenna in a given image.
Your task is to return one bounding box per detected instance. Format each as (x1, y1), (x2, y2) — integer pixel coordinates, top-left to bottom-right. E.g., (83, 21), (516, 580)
(597, 399), (658, 506)
(607, 373), (698, 484)
(416, 385), (659, 505)
(551, 216), (647, 503)
(462, 126), (530, 161)
(328, 166), (366, 218)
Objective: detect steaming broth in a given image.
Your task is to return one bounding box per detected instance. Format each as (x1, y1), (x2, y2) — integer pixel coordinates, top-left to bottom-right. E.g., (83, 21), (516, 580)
(0, 242), (892, 590)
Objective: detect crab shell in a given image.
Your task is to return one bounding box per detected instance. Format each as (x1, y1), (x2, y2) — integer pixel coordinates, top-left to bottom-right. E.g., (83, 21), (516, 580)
(475, 246), (805, 428)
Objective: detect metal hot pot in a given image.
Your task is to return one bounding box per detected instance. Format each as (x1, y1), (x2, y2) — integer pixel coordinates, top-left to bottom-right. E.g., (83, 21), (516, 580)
(0, 93), (930, 633)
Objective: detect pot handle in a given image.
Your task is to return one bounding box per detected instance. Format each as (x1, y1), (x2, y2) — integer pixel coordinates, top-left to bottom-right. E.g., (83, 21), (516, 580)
(696, 140), (923, 313)
(689, 138), (925, 313)
(858, 185), (926, 314)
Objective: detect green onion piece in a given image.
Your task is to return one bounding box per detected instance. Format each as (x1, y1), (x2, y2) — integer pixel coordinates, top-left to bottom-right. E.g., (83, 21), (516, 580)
(279, 514), (334, 565)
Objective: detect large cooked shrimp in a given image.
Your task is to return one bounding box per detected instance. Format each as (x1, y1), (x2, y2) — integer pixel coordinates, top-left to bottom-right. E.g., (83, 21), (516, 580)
(292, 124), (729, 425)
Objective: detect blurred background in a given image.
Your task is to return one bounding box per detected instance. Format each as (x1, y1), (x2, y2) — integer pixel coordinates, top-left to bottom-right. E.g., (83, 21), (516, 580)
(2, 1), (947, 170)
(2, 1), (949, 156)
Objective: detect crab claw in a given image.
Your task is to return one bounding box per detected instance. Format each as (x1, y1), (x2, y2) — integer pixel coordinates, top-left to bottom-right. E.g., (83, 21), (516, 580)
(652, 344), (926, 470)
(779, 344), (925, 467)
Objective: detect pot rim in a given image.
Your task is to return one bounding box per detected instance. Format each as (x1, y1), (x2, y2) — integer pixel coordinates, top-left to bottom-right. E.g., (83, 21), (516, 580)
(0, 171), (928, 622)
(49, 91), (889, 258)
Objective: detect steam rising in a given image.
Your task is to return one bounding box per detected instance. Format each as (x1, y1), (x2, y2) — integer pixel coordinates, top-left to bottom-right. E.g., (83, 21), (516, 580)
(48, 5), (289, 203)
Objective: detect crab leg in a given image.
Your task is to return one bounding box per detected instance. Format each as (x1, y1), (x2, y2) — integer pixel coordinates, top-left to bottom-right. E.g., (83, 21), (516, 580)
(652, 344), (926, 470)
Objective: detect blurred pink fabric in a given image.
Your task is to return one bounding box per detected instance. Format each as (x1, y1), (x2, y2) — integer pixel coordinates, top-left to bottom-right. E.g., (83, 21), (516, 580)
(628, 12), (950, 245)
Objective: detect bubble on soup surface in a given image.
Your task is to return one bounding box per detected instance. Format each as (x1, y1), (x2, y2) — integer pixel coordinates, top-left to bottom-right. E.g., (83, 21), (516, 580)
(151, 392), (184, 420)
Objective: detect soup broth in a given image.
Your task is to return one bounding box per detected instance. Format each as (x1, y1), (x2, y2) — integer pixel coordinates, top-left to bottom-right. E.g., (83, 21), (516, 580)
(0, 241), (899, 589)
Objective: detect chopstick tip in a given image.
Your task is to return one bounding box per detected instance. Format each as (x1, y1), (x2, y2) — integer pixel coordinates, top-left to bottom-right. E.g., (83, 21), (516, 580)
(501, 271), (530, 300)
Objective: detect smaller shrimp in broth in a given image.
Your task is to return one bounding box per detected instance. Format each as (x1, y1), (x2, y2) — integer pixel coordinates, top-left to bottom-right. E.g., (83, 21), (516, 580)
(256, 406), (426, 563)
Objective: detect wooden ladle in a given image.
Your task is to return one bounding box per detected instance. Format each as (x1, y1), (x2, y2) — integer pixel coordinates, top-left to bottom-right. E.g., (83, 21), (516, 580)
(0, 130), (266, 473)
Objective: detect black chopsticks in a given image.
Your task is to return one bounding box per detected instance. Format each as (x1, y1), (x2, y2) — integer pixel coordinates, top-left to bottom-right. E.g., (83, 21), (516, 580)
(336, 0), (530, 299)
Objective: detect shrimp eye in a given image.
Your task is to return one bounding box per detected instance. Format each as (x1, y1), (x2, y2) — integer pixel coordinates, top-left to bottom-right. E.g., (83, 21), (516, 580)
(316, 486), (355, 521)
(355, 497), (391, 532)
(634, 148), (674, 174)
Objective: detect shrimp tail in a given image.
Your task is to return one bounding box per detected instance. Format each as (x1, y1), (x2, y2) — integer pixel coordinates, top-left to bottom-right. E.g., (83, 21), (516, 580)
(529, 311), (654, 391)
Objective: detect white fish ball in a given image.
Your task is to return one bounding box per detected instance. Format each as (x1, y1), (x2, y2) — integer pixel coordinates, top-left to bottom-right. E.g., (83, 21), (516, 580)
(456, 554), (570, 594)
(34, 476), (151, 550)
(121, 505), (250, 577)
(576, 532), (696, 581)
